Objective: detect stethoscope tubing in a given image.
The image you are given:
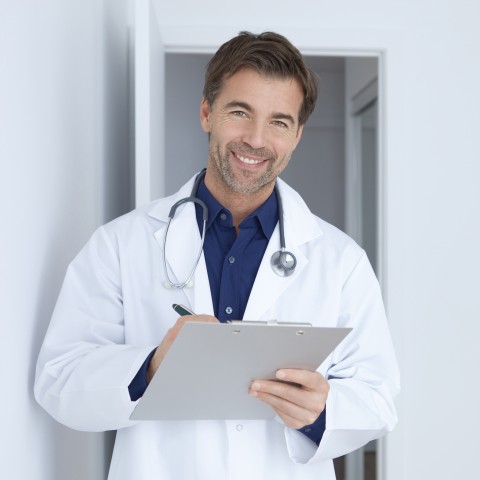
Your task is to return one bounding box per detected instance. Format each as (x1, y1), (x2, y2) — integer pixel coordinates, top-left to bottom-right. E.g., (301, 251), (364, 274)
(162, 169), (296, 288)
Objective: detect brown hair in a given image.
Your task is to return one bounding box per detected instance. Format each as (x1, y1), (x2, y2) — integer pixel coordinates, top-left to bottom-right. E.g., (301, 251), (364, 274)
(203, 31), (318, 125)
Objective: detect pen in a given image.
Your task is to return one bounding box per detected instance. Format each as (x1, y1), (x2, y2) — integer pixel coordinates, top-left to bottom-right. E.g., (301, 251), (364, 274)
(172, 303), (196, 316)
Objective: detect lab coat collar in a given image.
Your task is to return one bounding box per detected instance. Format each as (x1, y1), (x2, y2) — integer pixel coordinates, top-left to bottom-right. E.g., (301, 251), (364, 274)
(146, 175), (198, 223)
(146, 175), (323, 244)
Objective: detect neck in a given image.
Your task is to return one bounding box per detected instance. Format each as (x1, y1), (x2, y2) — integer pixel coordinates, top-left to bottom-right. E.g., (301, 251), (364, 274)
(203, 168), (275, 228)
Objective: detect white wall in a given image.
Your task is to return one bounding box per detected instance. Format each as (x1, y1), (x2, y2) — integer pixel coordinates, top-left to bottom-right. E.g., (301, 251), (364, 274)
(0, 1), (132, 478)
(153, 1), (480, 479)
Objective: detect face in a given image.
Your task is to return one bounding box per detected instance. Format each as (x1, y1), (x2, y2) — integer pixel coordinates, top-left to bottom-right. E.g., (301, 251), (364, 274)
(200, 68), (304, 198)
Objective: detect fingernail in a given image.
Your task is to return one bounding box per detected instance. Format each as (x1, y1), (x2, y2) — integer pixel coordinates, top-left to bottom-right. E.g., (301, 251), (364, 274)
(276, 370), (286, 379)
(251, 382), (260, 390)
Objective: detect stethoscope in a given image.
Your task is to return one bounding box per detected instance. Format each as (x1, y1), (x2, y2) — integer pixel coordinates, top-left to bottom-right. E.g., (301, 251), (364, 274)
(163, 169), (297, 289)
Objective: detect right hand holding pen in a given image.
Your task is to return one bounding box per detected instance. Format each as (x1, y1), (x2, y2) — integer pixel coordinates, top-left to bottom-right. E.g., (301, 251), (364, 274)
(147, 314), (218, 383)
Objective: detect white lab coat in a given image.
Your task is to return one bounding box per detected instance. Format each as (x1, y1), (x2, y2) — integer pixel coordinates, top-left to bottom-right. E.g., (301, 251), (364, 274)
(35, 176), (400, 480)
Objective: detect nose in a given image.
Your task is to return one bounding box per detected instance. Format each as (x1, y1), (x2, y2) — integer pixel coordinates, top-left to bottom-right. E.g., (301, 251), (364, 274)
(242, 120), (267, 150)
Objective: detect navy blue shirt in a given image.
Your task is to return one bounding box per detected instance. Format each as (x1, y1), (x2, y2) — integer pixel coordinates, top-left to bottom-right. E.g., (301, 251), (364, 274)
(194, 179), (278, 322)
(129, 178), (326, 445)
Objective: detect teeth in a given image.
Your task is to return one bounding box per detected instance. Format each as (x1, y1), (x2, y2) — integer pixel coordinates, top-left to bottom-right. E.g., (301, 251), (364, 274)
(237, 155), (264, 165)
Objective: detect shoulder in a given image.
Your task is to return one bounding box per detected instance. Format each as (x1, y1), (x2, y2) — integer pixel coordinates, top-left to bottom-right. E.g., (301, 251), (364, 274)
(100, 178), (197, 239)
(278, 178), (362, 251)
(79, 178), (197, 257)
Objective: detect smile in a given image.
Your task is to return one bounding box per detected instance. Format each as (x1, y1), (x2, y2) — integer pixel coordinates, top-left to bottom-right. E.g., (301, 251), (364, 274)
(235, 153), (266, 165)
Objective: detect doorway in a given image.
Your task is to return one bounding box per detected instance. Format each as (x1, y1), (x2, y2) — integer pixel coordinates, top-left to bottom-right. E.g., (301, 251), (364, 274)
(163, 51), (380, 480)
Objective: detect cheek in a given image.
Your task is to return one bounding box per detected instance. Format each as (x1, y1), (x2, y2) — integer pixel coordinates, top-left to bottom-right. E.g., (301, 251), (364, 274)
(211, 118), (241, 137)
(274, 135), (298, 158)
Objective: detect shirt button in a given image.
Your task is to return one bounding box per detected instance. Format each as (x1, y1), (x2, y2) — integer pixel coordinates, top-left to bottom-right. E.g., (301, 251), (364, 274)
(236, 424), (243, 431)
(228, 256), (235, 264)
(225, 306), (233, 314)
(220, 213), (227, 221)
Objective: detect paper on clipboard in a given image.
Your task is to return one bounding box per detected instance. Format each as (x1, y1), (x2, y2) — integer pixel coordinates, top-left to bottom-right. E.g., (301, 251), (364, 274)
(130, 321), (351, 421)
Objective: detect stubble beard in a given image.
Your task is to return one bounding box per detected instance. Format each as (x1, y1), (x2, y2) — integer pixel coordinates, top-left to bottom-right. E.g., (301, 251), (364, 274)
(209, 139), (288, 196)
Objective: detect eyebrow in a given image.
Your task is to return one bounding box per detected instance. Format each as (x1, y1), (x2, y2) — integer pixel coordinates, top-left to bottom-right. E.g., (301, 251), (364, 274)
(224, 100), (297, 126)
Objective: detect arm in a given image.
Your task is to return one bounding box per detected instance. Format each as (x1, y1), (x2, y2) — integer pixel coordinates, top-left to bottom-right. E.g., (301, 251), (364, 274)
(250, 251), (400, 462)
(35, 221), (218, 431)
(129, 312), (219, 400)
(34, 226), (155, 431)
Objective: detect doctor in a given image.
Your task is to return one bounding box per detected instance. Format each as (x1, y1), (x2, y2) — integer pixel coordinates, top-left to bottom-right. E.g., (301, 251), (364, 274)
(35, 32), (399, 480)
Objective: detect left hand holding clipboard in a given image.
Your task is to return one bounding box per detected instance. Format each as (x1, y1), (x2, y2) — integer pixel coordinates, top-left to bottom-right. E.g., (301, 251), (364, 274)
(248, 368), (329, 429)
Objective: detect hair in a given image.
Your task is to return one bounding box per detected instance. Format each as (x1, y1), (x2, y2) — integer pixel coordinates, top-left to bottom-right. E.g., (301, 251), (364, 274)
(203, 31), (318, 126)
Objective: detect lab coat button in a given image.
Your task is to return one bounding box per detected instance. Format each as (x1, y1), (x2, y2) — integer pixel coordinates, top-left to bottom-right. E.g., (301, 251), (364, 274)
(228, 256), (235, 264)
(225, 306), (233, 314)
(236, 424), (243, 431)
(220, 213), (227, 221)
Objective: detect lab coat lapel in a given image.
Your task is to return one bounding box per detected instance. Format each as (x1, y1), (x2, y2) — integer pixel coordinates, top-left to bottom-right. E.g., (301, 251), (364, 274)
(243, 179), (323, 321)
(243, 226), (307, 321)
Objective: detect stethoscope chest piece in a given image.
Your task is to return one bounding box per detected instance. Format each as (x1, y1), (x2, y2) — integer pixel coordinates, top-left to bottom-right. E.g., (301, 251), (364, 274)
(270, 249), (297, 277)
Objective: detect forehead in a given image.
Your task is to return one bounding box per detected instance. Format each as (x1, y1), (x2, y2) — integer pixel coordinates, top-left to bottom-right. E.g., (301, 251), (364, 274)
(215, 68), (304, 122)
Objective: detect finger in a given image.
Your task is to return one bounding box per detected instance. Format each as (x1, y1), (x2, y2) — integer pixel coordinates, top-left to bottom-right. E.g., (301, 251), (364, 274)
(175, 314), (218, 326)
(276, 369), (329, 393)
(249, 388), (321, 427)
(273, 409), (312, 430)
(250, 380), (303, 405)
(250, 379), (323, 411)
(188, 314), (219, 324)
(171, 314), (219, 335)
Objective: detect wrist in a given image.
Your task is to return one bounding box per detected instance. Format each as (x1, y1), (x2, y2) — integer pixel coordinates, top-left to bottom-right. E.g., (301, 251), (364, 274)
(146, 348), (159, 384)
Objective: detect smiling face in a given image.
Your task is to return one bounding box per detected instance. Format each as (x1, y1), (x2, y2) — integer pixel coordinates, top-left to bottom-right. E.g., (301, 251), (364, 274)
(200, 68), (304, 206)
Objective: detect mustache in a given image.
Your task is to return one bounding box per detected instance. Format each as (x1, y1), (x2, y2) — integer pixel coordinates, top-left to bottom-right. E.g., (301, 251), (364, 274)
(227, 142), (275, 160)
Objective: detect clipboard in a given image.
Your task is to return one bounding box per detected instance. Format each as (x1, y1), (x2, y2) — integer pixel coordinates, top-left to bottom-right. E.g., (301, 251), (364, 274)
(130, 321), (351, 421)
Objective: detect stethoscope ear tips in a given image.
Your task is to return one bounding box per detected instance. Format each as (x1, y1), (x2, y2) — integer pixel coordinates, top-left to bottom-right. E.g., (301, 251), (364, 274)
(270, 250), (297, 277)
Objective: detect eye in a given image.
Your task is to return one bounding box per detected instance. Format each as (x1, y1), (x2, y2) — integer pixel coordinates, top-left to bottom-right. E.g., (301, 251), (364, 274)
(231, 111), (248, 118)
(272, 120), (288, 128)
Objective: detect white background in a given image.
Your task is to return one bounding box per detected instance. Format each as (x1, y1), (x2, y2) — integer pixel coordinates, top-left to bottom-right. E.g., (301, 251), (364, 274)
(1, 1), (479, 479)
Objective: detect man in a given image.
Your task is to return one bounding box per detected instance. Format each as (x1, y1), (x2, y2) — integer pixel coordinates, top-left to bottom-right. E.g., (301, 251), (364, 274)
(35, 32), (399, 480)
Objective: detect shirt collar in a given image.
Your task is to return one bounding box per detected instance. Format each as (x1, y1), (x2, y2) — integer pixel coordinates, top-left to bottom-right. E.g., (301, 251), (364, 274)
(196, 179), (226, 230)
(195, 178), (278, 240)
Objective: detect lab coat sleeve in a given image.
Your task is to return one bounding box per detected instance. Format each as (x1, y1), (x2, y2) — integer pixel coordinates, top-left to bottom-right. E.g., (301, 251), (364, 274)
(34, 226), (156, 432)
(284, 251), (400, 463)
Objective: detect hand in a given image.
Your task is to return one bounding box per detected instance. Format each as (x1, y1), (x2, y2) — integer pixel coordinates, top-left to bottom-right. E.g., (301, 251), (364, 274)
(248, 369), (329, 429)
(147, 314), (218, 383)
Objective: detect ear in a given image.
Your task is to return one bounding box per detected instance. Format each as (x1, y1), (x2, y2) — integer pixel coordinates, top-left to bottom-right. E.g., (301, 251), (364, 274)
(200, 98), (211, 133)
